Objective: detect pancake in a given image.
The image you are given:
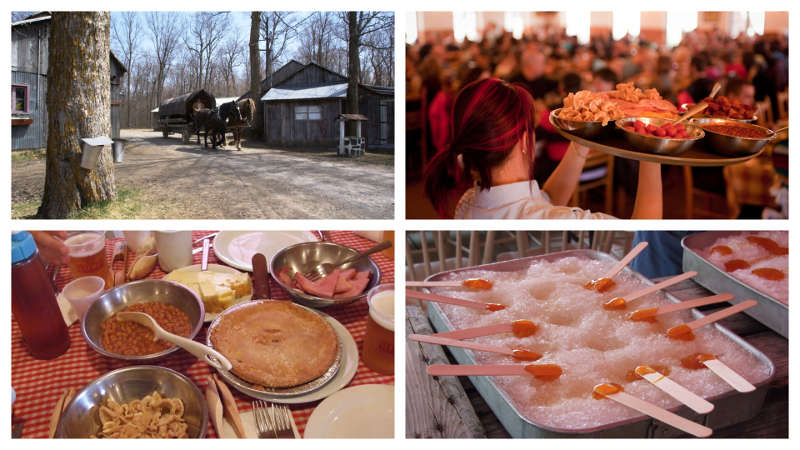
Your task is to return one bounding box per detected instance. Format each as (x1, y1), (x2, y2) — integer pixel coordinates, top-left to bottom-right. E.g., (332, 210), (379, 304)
(210, 301), (338, 388)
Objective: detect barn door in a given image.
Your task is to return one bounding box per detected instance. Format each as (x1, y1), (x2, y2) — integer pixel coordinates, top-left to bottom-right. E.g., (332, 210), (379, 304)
(379, 100), (391, 145)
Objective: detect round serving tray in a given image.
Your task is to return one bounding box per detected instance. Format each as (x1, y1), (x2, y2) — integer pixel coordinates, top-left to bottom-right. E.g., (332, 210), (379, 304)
(549, 113), (765, 166)
(206, 300), (342, 399)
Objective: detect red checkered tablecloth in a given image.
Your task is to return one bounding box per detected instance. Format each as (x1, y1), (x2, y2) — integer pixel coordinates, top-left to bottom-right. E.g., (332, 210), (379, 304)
(11, 231), (395, 438)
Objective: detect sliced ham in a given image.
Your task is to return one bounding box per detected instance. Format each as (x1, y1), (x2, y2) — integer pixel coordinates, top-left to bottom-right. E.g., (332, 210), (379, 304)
(334, 275), (353, 294)
(295, 270), (340, 299)
(340, 268), (357, 280)
(334, 271), (371, 298)
(277, 266), (295, 287)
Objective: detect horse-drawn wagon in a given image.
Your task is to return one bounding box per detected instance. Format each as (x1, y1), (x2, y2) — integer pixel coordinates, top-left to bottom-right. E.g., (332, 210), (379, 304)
(157, 89), (215, 143)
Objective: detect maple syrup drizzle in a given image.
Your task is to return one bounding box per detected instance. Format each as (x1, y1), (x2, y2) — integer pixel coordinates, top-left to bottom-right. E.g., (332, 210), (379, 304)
(593, 382), (623, 399)
(524, 364), (563, 381)
(710, 245), (733, 256)
(603, 297), (627, 310)
(625, 365), (671, 382)
(585, 277), (616, 293)
(724, 259), (751, 272)
(680, 353), (716, 370)
(629, 307), (658, 322)
(751, 267), (785, 281)
(485, 303), (506, 312)
(462, 278), (493, 290)
(667, 324), (696, 341)
(511, 348), (542, 361)
(511, 320), (538, 338)
(746, 236), (788, 255)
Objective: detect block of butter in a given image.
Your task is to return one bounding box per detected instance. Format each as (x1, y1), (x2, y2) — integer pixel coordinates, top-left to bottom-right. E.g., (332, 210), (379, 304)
(165, 269), (252, 313)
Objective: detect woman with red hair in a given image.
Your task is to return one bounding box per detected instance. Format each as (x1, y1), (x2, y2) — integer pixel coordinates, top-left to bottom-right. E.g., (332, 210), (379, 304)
(424, 78), (663, 219)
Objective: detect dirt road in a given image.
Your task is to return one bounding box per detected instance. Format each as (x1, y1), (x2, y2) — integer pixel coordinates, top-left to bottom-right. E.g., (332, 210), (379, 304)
(12, 129), (394, 219)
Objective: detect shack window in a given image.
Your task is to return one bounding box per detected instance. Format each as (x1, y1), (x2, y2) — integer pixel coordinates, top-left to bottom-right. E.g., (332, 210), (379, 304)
(295, 105), (322, 121)
(12, 84), (28, 114)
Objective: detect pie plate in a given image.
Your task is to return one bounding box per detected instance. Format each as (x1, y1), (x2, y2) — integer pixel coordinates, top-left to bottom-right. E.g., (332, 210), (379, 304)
(304, 384), (394, 438)
(207, 300), (357, 403)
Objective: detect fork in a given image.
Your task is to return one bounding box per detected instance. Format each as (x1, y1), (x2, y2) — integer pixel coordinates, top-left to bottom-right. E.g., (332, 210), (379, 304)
(252, 400), (276, 438)
(303, 241), (391, 281)
(271, 404), (296, 439)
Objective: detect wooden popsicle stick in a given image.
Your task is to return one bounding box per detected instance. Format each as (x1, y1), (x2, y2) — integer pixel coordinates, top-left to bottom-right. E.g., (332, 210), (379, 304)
(47, 389), (70, 438)
(685, 300), (758, 331)
(601, 242), (649, 279)
(205, 378), (225, 438)
(602, 391), (712, 437)
(427, 364), (528, 377)
(433, 322), (513, 340)
(409, 334), (537, 360)
(619, 271), (698, 303)
(653, 293), (734, 316)
(406, 289), (504, 311)
(703, 359), (756, 393)
(636, 366), (714, 414)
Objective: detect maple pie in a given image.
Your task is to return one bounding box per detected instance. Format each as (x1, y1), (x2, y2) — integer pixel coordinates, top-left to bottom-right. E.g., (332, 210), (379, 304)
(210, 301), (339, 388)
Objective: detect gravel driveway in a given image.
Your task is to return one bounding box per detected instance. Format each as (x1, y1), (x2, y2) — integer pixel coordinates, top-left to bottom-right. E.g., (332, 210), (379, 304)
(12, 129), (395, 219)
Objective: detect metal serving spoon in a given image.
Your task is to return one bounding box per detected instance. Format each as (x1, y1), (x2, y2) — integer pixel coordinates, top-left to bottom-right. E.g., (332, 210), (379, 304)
(303, 240), (391, 281)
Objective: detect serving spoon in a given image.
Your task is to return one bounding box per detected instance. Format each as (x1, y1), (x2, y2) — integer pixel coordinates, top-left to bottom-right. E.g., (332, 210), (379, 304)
(674, 82), (722, 125)
(116, 311), (232, 371)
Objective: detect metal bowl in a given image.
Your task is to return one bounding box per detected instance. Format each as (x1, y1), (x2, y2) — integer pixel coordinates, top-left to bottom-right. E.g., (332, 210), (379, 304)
(550, 108), (614, 139)
(270, 242), (381, 308)
(81, 279), (205, 362)
(615, 117), (705, 155)
(691, 117), (776, 157)
(679, 103), (757, 122)
(55, 365), (208, 438)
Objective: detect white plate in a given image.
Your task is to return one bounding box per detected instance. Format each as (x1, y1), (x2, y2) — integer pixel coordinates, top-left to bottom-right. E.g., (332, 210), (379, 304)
(164, 264), (252, 322)
(304, 384), (394, 438)
(213, 231), (318, 272)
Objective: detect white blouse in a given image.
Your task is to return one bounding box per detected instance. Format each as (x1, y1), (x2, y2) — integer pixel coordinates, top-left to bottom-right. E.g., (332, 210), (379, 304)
(454, 180), (615, 220)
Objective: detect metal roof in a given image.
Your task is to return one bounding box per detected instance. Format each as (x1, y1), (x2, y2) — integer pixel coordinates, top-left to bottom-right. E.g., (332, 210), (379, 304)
(261, 83), (348, 102)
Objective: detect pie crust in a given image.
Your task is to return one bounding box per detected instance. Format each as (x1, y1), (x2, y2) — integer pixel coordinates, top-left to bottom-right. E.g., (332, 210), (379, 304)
(210, 301), (338, 388)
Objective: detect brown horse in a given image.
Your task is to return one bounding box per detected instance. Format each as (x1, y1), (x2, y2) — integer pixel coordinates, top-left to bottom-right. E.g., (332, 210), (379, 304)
(224, 98), (255, 150)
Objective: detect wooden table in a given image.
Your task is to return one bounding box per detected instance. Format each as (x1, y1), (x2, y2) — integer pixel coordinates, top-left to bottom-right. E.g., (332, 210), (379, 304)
(405, 278), (788, 438)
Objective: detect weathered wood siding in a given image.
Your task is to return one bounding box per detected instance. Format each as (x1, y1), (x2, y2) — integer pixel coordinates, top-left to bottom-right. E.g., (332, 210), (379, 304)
(11, 71), (47, 149)
(278, 64), (347, 90)
(264, 100), (342, 147)
(359, 91), (395, 148)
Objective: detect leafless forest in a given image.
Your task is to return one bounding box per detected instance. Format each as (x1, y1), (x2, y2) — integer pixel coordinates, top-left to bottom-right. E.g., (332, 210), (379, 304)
(13, 11), (394, 129)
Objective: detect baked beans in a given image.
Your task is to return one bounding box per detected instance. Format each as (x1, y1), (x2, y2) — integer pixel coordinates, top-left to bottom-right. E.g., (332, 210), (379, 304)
(702, 124), (771, 139)
(101, 302), (192, 356)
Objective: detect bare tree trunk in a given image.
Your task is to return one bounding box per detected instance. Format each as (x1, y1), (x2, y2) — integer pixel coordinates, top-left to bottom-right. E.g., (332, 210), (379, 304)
(38, 12), (115, 219)
(346, 12), (360, 136)
(249, 11), (263, 138)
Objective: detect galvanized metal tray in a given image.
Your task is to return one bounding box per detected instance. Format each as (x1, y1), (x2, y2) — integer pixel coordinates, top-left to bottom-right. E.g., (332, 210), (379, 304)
(424, 249), (775, 438)
(682, 232), (788, 338)
(550, 114), (764, 166)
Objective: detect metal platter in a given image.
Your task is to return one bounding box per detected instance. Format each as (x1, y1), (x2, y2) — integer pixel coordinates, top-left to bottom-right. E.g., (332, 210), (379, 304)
(549, 113), (765, 166)
(206, 300), (342, 399)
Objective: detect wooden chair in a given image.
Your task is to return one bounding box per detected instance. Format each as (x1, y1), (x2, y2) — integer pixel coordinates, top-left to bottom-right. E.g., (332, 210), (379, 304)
(569, 152), (614, 214)
(756, 97), (773, 128)
(776, 89), (788, 122)
(682, 166), (737, 219)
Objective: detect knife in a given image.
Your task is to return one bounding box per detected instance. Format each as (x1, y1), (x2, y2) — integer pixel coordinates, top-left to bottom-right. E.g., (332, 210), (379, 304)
(213, 374), (246, 438)
(251, 253), (270, 300)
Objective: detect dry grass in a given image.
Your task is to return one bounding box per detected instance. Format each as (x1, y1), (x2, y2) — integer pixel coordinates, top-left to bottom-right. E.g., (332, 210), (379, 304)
(11, 149), (46, 162)
(11, 188), (191, 220)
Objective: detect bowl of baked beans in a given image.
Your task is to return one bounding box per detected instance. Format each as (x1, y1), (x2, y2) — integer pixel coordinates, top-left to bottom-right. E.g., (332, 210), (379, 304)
(692, 118), (778, 157)
(81, 279), (205, 362)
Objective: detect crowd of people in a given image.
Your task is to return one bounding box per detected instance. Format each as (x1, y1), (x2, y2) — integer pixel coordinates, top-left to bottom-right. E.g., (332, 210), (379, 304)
(406, 25), (788, 219)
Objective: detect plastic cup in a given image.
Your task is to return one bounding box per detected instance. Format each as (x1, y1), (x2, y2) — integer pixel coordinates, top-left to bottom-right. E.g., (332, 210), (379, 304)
(62, 276), (106, 320)
(362, 283), (394, 374)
